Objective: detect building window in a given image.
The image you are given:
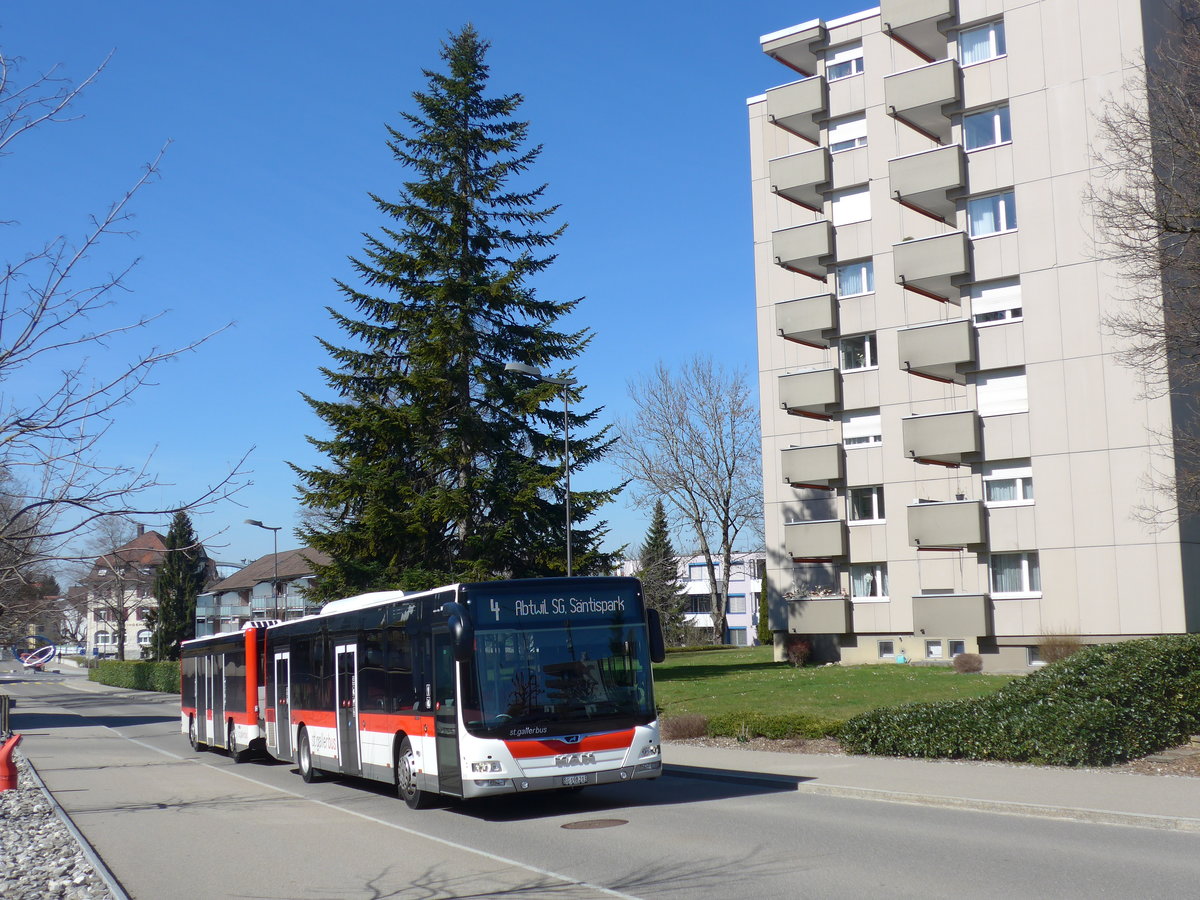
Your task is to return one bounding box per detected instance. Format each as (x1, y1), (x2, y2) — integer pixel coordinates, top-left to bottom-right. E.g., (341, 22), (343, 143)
(828, 113), (867, 153)
(836, 260), (874, 297)
(963, 104), (1011, 150)
(831, 185), (871, 226)
(1027, 646), (1046, 667)
(95, 632), (112, 646)
(849, 485), (885, 522)
(686, 595), (713, 615)
(730, 560), (745, 580)
(983, 460), (1034, 505)
(826, 42), (864, 80)
(990, 552), (1041, 596)
(926, 640), (944, 659)
(949, 640), (967, 657)
(727, 627), (749, 646)
(968, 190), (1018, 236)
(687, 562), (711, 581)
(960, 21), (1006, 65)
(878, 640), (895, 659)
(851, 563), (889, 601)
(976, 367), (1028, 416)
(137, 630), (152, 647)
(840, 333), (878, 371)
(970, 278), (1022, 326)
(842, 409), (882, 447)
(728, 594), (748, 614)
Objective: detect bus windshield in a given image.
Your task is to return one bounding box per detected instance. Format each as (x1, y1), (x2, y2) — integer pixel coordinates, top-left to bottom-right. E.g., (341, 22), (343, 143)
(462, 622), (655, 739)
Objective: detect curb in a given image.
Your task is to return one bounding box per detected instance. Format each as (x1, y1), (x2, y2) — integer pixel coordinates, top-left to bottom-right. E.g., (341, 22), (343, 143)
(18, 750), (132, 900)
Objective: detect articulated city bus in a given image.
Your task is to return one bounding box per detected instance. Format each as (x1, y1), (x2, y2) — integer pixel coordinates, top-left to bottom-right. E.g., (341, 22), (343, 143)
(181, 624), (270, 761)
(182, 577), (665, 808)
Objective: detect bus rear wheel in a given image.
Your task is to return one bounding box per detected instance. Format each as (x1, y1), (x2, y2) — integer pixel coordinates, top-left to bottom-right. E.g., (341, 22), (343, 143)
(188, 716), (204, 751)
(297, 728), (320, 783)
(228, 722), (246, 763)
(396, 737), (432, 809)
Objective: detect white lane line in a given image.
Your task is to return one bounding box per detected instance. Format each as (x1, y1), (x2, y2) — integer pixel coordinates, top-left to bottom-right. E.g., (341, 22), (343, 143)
(121, 737), (643, 900)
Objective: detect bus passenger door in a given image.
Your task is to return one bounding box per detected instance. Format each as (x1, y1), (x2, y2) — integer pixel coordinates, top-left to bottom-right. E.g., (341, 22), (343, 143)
(432, 631), (462, 797)
(335, 644), (359, 775)
(211, 654), (226, 746)
(196, 656), (208, 742)
(273, 653), (291, 759)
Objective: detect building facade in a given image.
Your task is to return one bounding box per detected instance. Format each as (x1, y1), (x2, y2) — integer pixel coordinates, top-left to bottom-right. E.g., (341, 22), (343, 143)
(752, 0), (1200, 671)
(195, 548), (330, 636)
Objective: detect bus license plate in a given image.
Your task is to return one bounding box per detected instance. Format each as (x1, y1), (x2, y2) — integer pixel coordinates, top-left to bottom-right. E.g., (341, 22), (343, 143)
(561, 774), (589, 787)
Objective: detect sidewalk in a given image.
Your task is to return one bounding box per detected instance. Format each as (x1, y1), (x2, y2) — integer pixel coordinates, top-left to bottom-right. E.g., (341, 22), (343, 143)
(664, 741), (1200, 832)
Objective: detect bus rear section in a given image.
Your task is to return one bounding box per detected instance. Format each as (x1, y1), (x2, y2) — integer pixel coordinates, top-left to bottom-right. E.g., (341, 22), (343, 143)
(261, 577), (664, 808)
(180, 625), (266, 762)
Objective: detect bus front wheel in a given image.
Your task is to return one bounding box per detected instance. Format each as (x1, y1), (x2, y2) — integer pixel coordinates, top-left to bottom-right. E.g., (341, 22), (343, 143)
(396, 737), (433, 810)
(297, 728), (320, 783)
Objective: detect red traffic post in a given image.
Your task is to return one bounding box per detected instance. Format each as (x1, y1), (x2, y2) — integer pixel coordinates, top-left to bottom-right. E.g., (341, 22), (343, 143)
(0, 733), (23, 791)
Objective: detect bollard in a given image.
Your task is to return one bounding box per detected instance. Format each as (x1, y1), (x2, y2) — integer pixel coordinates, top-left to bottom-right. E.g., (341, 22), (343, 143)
(0, 733), (22, 791)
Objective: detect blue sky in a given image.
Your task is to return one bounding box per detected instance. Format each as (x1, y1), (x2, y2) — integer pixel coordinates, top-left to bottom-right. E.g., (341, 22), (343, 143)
(3, 1), (865, 569)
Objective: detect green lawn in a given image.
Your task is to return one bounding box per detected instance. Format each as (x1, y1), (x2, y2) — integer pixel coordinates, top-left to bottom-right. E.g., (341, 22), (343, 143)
(652, 646), (1015, 721)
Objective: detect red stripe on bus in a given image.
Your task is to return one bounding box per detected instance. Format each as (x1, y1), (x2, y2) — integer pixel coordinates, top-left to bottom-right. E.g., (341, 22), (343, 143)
(358, 712), (430, 733)
(504, 729), (635, 758)
(291, 709), (337, 728)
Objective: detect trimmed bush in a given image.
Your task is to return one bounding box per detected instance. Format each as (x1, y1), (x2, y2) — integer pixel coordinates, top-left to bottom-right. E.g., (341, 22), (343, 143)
(707, 711), (842, 740)
(784, 635), (812, 668)
(952, 653), (983, 674)
(661, 714), (709, 740)
(89, 660), (180, 693)
(840, 635), (1200, 766)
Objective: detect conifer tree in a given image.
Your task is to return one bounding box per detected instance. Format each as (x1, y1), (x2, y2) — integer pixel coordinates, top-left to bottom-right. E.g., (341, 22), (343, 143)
(294, 26), (617, 601)
(151, 512), (207, 660)
(637, 500), (686, 645)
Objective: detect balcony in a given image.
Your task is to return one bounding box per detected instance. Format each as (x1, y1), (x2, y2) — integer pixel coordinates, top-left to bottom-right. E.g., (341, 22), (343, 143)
(770, 148), (829, 211)
(883, 58), (960, 143)
(776, 293), (837, 348)
(901, 409), (979, 465)
(761, 21), (827, 77)
(892, 231), (970, 302)
(779, 368), (840, 419)
(912, 593), (992, 637)
(781, 443), (843, 489)
(897, 318), (975, 384)
(783, 519), (847, 561)
(772, 220), (834, 280)
(788, 595), (850, 634)
(888, 145), (965, 223)
(907, 499), (985, 548)
(766, 76), (828, 144)
(880, 0), (957, 62)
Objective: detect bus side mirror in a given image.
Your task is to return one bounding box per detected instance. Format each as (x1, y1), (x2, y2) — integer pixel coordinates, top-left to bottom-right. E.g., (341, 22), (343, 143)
(646, 608), (666, 663)
(441, 602), (474, 662)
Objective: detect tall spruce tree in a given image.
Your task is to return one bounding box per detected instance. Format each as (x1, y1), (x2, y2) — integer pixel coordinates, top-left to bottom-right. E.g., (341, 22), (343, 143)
(637, 500), (686, 645)
(151, 512), (207, 660)
(294, 26), (617, 601)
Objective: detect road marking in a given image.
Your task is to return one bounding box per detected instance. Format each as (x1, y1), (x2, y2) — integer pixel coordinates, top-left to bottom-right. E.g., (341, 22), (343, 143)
(121, 737), (643, 900)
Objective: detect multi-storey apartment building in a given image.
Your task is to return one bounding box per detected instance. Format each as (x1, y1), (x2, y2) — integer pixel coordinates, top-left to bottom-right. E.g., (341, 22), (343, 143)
(751, 1), (1200, 671)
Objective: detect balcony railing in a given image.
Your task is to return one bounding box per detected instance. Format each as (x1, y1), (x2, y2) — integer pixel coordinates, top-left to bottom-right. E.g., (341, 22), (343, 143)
(766, 76), (828, 144)
(888, 145), (964, 223)
(772, 220), (834, 280)
(770, 147), (829, 211)
(892, 231), (970, 302)
(776, 293), (837, 348)
(783, 519), (847, 560)
(787, 595), (851, 634)
(907, 499), (985, 548)
(761, 21), (827, 77)
(901, 409), (980, 465)
(897, 318), (975, 384)
(912, 593), (992, 637)
(781, 443), (843, 489)
(880, 0), (957, 62)
(883, 58), (960, 143)
(779, 368), (840, 419)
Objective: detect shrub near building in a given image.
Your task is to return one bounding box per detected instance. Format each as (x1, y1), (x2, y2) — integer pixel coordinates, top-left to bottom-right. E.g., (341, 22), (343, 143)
(840, 635), (1200, 766)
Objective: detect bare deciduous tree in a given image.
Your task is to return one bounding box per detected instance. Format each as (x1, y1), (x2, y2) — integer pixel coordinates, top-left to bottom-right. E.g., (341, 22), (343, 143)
(615, 356), (763, 645)
(1090, 5), (1200, 521)
(0, 49), (249, 601)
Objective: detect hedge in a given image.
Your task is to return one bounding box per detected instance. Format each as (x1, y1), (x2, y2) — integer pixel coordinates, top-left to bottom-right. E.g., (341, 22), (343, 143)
(839, 635), (1200, 766)
(89, 660), (180, 694)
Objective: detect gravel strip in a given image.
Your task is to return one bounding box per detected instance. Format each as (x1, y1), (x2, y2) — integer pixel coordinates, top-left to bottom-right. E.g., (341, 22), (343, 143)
(0, 751), (114, 900)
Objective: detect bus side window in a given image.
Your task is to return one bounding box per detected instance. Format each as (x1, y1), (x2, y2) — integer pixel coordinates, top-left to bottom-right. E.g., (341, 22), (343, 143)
(361, 630), (386, 710)
(387, 627), (415, 711)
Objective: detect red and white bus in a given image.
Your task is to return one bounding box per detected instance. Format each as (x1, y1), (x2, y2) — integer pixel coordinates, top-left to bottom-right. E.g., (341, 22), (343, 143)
(182, 577), (664, 808)
(181, 623), (271, 761)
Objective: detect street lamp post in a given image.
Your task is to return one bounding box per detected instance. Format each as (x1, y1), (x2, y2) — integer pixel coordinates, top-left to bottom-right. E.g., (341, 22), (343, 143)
(244, 519), (281, 619)
(504, 362), (578, 577)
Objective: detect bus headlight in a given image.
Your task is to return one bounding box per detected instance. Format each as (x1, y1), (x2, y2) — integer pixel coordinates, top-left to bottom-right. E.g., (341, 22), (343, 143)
(471, 760), (503, 773)
(639, 743), (660, 759)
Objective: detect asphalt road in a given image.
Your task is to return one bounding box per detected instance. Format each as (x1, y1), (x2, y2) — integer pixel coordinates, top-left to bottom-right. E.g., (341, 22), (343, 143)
(6, 670), (1200, 899)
